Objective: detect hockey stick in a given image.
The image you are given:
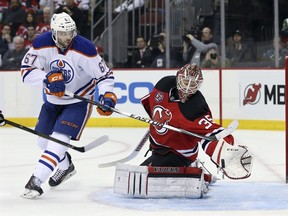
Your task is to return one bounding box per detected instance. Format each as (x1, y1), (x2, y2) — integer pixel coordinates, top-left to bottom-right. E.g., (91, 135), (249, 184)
(4, 119), (109, 153)
(65, 91), (238, 141)
(98, 129), (150, 168)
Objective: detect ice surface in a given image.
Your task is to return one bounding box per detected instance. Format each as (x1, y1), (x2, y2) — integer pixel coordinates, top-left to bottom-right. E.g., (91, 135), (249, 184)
(0, 127), (287, 216)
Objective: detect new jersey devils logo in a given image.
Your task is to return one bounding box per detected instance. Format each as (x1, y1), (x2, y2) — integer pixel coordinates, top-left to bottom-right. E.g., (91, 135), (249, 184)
(243, 83), (262, 105)
(152, 106), (172, 134)
(50, 59), (74, 83)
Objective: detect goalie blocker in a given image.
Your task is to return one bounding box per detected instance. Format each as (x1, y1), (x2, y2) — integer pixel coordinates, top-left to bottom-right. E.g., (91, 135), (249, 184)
(114, 163), (209, 199)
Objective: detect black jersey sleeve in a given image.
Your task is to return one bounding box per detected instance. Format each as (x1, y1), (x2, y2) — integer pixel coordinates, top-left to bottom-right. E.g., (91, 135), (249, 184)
(154, 76), (176, 92)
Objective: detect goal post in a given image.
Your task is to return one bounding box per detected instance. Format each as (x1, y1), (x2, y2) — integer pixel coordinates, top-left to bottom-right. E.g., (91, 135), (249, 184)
(286, 56), (288, 183)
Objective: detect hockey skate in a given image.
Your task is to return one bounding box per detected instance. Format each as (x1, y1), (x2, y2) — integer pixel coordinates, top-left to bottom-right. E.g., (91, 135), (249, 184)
(49, 152), (76, 187)
(21, 175), (43, 199)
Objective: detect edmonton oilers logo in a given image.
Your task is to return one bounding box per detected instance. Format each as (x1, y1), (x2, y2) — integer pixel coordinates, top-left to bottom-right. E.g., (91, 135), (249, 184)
(50, 60), (74, 83)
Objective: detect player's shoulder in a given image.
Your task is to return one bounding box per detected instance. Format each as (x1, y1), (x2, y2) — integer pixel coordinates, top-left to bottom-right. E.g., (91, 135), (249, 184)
(72, 35), (97, 57)
(32, 32), (55, 49)
(179, 91), (210, 121)
(155, 76), (176, 92)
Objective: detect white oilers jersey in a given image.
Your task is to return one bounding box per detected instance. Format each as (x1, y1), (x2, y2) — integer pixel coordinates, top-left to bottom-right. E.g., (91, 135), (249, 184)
(21, 32), (114, 105)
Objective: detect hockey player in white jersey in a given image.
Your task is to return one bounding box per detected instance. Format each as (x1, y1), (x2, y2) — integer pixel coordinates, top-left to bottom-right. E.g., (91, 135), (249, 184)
(20, 12), (117, 199)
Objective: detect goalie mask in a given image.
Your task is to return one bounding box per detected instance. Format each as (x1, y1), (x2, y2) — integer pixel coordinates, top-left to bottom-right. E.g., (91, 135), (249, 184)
(176, 63), (203, 103)
(51, 12), (77, 49)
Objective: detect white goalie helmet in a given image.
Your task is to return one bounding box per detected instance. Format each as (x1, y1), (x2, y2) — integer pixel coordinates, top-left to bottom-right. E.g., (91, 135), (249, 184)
(176, 63), (203, 103)
(50, 12), (77, 48)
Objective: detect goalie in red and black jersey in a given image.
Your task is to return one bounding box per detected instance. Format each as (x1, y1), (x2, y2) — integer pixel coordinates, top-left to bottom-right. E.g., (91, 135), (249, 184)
(140, 63), (252, 180)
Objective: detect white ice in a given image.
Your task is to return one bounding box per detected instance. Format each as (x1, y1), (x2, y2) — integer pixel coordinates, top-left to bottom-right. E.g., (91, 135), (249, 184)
(0, 127), (287, 216)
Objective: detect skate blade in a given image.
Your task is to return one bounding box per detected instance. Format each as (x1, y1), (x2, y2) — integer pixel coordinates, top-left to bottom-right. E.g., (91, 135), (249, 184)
(21, 189), (41, 199)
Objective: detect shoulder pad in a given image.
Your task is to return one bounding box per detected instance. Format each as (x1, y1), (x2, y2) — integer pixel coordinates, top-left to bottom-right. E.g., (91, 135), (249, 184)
(155, 76), (176, 92)
(72, 35), (97, 57)
(32, 32), (55, 49)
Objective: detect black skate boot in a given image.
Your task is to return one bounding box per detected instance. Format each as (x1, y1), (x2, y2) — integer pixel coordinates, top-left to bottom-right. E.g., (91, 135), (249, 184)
(49, 152), (76, 187)
(21, 175), (43, 199)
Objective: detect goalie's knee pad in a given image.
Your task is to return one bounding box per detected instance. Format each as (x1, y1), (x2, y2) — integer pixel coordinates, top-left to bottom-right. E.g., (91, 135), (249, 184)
(114, 163), (209, 199)
(211, 139), (253, 180)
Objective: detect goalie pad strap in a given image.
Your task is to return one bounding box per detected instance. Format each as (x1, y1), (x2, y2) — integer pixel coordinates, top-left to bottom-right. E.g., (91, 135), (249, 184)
(114, 163), (208, 198)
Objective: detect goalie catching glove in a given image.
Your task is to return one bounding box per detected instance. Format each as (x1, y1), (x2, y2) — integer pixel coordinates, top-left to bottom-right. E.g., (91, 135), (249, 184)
(211, 138), (253, 180)
(96, 92), (117, 116)
(0, 110), (5, 126)
(44, 70), (65, 97)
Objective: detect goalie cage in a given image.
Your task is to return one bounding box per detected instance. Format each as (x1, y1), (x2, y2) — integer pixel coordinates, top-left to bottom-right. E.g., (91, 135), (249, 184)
(113, 163), (209, 199)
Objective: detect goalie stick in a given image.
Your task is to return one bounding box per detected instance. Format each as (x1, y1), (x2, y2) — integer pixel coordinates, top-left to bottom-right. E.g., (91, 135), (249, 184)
(4, 119), (109, 153)
(65, 91), (239, 141)
(98, 129), (150, 168)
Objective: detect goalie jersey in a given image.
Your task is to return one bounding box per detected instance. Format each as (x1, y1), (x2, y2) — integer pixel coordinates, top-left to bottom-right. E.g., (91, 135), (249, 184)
(141, 75), (234, 162)
(20, 32), (114, 105)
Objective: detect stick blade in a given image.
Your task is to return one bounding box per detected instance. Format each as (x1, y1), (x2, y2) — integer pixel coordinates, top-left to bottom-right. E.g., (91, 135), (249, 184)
(84, 135), (109, 152)
(228, 119), (239, 131)
(215, 120), (239, 140)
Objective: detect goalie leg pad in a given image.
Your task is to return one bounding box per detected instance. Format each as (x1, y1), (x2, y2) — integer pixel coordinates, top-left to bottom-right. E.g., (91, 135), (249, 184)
(114, 163), (209, 198)
(211, 139), (253, 180)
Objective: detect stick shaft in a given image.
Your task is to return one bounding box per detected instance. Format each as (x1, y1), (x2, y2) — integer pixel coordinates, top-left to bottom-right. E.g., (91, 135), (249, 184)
(99, 129), (150, 167)
(4, 119), (106, 153)
(65, 91), (224, 141)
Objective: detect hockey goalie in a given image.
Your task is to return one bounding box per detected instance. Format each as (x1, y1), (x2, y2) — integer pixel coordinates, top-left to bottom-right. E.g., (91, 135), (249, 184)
(114, 63), (253, 198)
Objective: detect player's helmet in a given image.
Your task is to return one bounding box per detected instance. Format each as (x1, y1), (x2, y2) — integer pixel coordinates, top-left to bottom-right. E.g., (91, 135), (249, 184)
(50, 12), (76, 48)
(176, 63), (203, 103)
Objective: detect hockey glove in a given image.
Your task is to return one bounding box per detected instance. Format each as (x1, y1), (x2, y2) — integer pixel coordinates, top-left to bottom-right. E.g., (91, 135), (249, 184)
(0, 110), (6, 126)
(44, 70), (65, 97)
(96, 92), (117, 116)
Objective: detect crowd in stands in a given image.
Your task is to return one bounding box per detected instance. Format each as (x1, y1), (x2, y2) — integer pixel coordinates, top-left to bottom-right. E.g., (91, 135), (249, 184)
(127, 23), (288, 69)
(0, 0), (90, 70)
(0, 0), (287, 70)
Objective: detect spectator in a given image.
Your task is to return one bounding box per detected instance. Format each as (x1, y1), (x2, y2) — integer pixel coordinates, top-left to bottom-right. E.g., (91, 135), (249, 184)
(1, 36), (28, 70)
(75, 0), (90, 38)
(0, 24), (13, 58)
(24, 24), (38, 49)
(22, 0), (40, 13)
(226, 30), (254, 66)
(36, 6), (51, 34)
(2, 0), (26, 37)
(281, 18), (288, 46)
(96, 46), (114, 68)
(131, 36), (153, 68)
(201, 48), (231, 68)
(114, 0), (145, 13)
(39, 0), (58, 10)
(261, 36), (288, 68)
(16, 11), (38, 39)
(0, 0), (9, 23)
(182, 27), (218, 66)
(75, 0), (90, 11)
(55, 0), (84, 35)
(149, 32), (180, 68)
